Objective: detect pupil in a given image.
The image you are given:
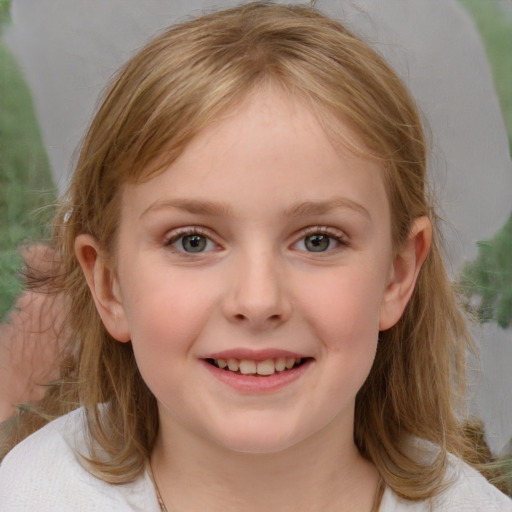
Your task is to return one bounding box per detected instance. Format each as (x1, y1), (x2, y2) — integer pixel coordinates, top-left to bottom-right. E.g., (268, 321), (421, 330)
(182, 235), (206, 252)
(305, 234), (329, 252)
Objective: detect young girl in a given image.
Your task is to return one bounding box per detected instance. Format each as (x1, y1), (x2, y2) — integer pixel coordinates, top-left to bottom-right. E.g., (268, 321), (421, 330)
(0, 3), (510, 511)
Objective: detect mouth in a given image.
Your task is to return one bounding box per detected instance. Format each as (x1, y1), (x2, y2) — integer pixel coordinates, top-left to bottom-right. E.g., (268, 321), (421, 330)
(205, 357), (310, 376)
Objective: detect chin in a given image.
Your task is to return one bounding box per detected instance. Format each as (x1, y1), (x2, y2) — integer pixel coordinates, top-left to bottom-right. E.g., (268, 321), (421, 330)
(206, 419), (307, 455)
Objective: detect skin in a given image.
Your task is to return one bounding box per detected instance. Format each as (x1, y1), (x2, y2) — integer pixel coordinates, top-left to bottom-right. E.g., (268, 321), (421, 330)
(0, 245), (67, 423)
(76, 86), (431, 512)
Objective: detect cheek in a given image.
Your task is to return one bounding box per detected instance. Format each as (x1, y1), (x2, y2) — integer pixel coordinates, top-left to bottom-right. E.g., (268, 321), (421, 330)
(294, 268), (385, 398)
(119, 269), (216, 369)
(295, 269), (385, 349)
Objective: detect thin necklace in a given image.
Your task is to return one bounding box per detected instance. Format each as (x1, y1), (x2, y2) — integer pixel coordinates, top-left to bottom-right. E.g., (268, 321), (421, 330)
(146, 462), (385, 512)
(146, 461), (169, 512)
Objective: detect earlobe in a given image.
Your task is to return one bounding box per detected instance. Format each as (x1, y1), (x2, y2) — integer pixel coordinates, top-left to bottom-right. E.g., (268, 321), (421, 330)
(379, 216), (432, 331)
(74, 234), (131, 342)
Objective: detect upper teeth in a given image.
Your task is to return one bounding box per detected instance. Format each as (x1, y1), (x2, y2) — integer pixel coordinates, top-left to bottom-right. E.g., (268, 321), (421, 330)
(214, 357), (301, 376)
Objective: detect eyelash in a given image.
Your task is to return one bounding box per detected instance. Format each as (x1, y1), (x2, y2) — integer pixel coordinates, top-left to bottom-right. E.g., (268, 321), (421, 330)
(293, 226), (348, 253)
(164, 227), (219, 254)
(164, 225), (348, 255)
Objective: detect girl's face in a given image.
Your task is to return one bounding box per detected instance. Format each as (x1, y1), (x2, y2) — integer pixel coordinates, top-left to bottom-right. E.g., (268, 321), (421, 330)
(89, 87), (420, 454)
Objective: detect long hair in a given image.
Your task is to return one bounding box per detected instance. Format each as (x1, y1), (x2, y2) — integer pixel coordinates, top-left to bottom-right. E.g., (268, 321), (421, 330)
(3, 2), (481, 499)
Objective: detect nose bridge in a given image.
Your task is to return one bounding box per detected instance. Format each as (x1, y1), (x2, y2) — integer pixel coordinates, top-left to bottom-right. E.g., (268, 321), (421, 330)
(224, 244), (290, 328)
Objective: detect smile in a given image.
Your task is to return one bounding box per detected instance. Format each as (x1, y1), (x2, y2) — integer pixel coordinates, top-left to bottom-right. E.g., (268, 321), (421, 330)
(206, 357), (306, 376)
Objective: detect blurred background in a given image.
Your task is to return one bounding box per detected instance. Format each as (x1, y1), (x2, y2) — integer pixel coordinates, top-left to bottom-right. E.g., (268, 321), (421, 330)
(0, 0), (511, 488)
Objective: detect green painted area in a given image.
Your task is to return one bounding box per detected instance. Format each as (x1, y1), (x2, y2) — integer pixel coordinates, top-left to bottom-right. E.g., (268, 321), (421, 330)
(457, 0), (512, 328)
(461, 214), (512, 328)
(0, 0), (11, 25)
(0, 9), (56, 320)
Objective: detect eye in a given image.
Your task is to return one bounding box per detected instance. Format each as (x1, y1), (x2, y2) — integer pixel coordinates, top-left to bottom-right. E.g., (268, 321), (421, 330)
(303, 233), (332, 252)
(166, 230), (218, 253)
(293, 228), (346, 253)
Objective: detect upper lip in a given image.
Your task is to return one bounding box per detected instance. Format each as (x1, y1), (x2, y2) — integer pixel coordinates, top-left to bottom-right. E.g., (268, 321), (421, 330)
(202, 349), (310, 361)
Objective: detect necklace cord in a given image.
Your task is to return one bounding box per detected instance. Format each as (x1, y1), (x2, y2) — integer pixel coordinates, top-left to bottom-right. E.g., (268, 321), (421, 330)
(146, 461), (169, 512)
(147, 460), (384, 512)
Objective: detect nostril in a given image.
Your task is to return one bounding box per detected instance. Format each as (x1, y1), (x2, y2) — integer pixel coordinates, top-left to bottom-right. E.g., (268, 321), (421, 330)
(233, 313), (281, 322)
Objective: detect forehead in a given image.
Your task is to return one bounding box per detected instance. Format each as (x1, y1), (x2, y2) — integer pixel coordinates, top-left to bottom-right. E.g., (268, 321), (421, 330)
(121, 87), (390, 225)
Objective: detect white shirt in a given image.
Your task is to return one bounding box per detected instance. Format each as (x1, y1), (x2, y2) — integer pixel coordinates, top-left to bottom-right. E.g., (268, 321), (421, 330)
(0, 409), (510, 511)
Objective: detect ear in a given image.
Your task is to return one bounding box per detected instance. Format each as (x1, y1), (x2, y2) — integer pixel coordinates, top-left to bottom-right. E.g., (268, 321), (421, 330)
(75, 234), (131, 342)
(379, 216), (432, 331)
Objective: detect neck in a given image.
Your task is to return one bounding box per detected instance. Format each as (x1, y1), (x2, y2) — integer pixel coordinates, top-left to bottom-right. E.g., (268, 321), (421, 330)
(150, 416), (380, 512)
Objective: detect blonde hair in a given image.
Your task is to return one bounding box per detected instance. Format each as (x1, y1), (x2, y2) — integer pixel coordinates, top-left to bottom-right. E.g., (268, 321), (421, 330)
(4, 2), (482, 500)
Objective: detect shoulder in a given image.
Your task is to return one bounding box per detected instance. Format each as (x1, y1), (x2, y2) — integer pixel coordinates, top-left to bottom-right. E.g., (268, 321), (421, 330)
(381, 454), (512, 511)
(0, 408), (159, 512)
(434, 455), (512, 511)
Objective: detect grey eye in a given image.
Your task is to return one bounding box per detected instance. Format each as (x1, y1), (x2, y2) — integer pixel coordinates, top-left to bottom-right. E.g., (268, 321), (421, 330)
(181, 234), (208, 252)
(304, 234), (331, 252)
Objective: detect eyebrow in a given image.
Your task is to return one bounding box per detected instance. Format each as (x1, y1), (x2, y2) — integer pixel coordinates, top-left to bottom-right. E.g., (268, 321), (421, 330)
(284, 197), (371, 220)
(140, 197), (370, 220)
(140, 199), (233, 219)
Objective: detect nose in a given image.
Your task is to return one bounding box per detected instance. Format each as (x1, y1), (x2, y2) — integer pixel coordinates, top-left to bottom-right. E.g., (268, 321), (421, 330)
(221, 249), (292, 330)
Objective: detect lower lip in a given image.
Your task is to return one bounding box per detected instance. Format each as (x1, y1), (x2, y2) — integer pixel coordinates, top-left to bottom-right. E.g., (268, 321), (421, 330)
(202, 359), (312, 393)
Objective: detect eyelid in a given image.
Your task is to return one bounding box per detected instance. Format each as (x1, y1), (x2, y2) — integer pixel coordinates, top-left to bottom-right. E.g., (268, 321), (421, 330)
(164, 225), (206, 242)
(298, 225), (347, 240)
